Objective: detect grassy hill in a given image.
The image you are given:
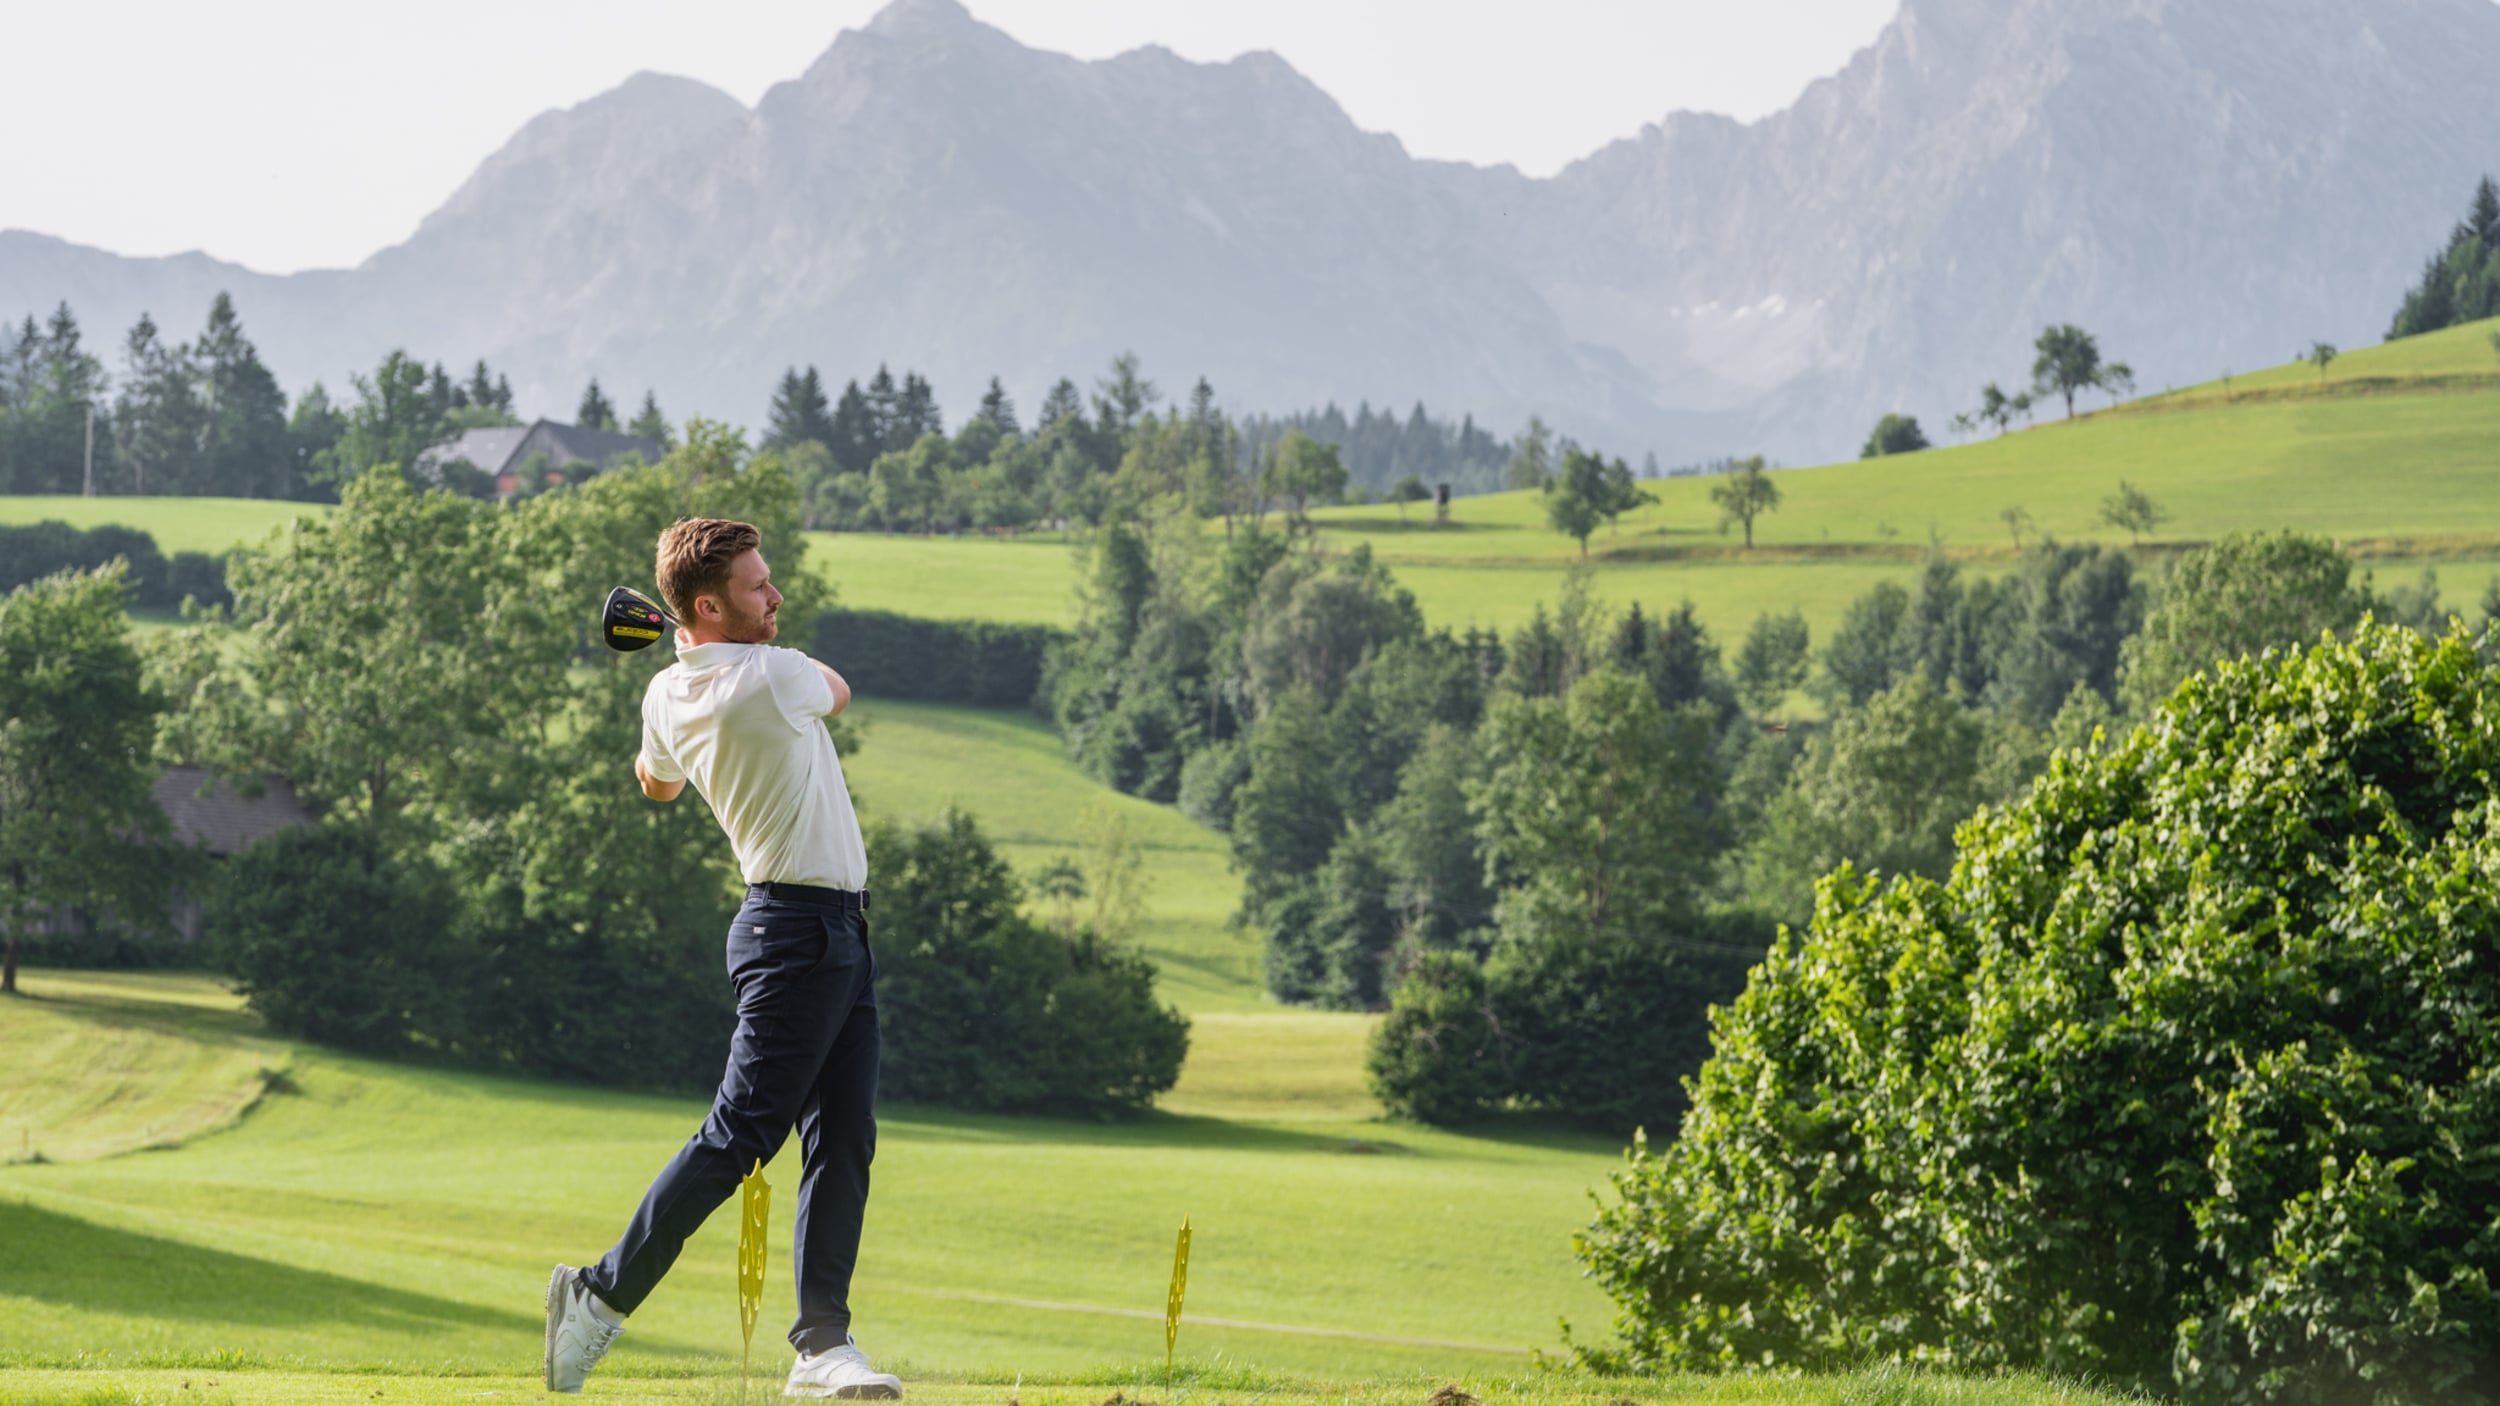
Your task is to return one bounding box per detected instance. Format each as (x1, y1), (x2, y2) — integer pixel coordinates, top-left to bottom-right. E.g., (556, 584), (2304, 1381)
(0, 970), (2130, 1406)
(844, 699), (1262, 1013)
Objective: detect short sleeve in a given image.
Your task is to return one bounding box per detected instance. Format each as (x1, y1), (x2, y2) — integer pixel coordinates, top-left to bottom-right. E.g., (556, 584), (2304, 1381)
(640, 691), (686, 783)
(765, 647), (835, 730)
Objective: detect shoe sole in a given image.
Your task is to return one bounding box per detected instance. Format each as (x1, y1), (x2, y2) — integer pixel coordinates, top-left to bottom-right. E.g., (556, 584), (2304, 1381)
(544, 1264), (569, 1393)
(785, 1382), (903, 1400)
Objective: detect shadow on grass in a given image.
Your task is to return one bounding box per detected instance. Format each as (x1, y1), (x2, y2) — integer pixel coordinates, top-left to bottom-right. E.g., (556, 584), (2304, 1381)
(0, 1199), (550, 1341)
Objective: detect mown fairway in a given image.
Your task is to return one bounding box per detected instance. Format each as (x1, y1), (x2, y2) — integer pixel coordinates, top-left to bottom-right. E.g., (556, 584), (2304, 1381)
(0, 972), (2144, 1406)
(0, 970), (1605, 1379)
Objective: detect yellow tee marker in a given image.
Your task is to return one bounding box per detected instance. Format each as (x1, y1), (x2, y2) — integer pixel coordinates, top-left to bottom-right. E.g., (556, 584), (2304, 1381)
(1164, 1217), (1191, 1372)
(738, 1158), (773, 1383)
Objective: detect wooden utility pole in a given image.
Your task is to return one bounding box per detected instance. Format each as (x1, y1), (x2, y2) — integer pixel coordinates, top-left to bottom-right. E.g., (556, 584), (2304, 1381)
(82, 404), (94, 496)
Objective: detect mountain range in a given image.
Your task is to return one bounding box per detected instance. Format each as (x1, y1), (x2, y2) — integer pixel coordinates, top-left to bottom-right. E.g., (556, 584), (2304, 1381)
(7, 0), (2500, 463)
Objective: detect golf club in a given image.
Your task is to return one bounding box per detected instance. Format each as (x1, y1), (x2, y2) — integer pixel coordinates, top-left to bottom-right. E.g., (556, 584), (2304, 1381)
(601, 585), (678, 652)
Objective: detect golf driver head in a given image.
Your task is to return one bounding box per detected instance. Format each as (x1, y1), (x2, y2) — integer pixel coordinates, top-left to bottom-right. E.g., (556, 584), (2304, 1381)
(602, 585), (676, 652)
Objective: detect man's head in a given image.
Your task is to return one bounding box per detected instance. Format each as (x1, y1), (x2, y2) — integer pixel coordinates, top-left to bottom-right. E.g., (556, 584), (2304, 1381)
(655, 518), (782, 644)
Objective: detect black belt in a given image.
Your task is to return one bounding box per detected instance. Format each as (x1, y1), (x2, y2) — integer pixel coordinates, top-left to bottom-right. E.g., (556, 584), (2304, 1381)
(749, 881), (868, 912)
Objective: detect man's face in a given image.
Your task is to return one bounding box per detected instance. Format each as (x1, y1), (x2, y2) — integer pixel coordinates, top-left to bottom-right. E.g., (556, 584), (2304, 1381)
(700, 549), (782, 643)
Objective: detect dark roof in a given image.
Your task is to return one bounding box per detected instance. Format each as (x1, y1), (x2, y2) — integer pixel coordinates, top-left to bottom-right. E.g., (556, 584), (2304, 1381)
(152, 767), (315, 857)
(417, 420), (664, 481)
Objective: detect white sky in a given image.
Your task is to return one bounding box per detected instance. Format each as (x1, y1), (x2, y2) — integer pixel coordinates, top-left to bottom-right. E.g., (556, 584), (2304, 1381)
(0, 0), (1899, 275)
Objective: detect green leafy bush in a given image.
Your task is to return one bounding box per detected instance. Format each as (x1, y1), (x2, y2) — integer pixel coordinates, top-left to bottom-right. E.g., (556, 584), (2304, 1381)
(1368, 932), (1751, 1133)
(1575, 623), (2500, 1404)
(206, 823), (470, 1054)
(871, 810), (1188, 1115)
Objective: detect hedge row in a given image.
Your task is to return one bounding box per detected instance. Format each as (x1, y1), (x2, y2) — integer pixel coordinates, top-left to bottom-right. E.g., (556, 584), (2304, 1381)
(0, 520), (230, 612)
(811, 607), (1065, 709)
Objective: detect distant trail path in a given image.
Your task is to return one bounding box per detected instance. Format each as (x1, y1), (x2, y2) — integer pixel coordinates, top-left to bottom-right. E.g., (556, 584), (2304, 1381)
(882, 1284), (1527, 1354)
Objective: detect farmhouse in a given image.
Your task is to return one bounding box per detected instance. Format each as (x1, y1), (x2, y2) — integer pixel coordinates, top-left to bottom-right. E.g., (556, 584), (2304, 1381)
(152, 767), (316, 940)
(416, 419), (664, 498)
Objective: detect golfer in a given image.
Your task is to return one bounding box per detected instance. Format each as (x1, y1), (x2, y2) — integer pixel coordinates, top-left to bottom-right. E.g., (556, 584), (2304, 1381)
(546, 517), (901, 1399)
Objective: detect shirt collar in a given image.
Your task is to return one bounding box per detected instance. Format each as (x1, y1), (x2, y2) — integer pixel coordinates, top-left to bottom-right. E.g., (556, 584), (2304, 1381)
(676, 641), (755, 669)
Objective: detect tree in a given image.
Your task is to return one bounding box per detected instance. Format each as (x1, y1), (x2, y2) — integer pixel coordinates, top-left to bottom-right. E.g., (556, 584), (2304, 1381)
(626, 390), (672, 449)
(1543, 449), (1654, 558)
(112, 311), (205, 495)
(1707, 456), (1781, 549)
(2118, 530), (2369, 715)
(1470, 667), (1723, 941)
(1976, 382), (2018, 435)
(576, 378), (618, 432)
(2306, 340), (2339, 383)
(0, 565), (173, 992)
(326, 350), (443, 489)
(2032, 324), (2131, 419)
(1727, 672), (1987, 926)
(1732, 609), (1810, 716)
(1505, 416), (1554, 490)
(1999, 504), (2034, 548)
(764, 367), (832, 453)
(1580, 624), (2500, 1403)
(1388, 473), (1430, 520)
(1859, 413), (1931, 458)
(1264, 429), (1348, 528)
(2098, 479), (2168, 545)
(975, 376), (1019, 437)
(1091, 353), (1157, 444)
(195, 293), (290, 498)
(827, 379), (877, 476)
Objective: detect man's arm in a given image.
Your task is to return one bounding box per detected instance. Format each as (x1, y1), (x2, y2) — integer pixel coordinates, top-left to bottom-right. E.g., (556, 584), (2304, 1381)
(636, 752), (686, 802)
(813, 658), (853, 718)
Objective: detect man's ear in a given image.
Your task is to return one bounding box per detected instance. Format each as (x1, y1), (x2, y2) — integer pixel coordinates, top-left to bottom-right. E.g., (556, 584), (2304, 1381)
(694, 592), (723, 623)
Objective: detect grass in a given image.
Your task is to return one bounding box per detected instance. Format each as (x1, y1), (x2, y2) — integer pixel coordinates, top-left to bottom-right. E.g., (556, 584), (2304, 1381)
(0, 495), (327, 556)
(0, 970), (1613, 1382)
(0, 1364), (2145, 1405)
(841, 699), (1264, 1013)
(0, 971), (2145, 1406)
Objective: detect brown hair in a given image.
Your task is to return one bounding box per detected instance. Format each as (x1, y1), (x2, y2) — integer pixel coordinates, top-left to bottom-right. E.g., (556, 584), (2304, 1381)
(655, 517), (761, 625)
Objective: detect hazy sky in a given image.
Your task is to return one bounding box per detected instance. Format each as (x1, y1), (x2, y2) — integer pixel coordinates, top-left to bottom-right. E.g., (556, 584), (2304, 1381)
(0, 0), (1898, 275)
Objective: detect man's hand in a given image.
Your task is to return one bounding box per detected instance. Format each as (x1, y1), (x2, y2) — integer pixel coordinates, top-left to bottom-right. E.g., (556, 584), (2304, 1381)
(815, 658), (853, 718)
(636, 753), (686, 802)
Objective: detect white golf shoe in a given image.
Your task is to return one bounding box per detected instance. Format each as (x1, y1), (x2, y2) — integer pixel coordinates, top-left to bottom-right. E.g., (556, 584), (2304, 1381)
(784, 1334), (904, 1398)
(544, 1264), (626, 1393)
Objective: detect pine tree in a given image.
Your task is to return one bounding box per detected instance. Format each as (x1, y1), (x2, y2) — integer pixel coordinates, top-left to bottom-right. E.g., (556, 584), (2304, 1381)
(977, 376), (1019, 437)
(627, 390), (672, 449)
(1037, 378), (1084, 431)
(113, 311), (205, 495)
(14, 304), (111, 495)
(765, 366), (833, 451)
(492, 373), (514, 414)
(828, 379), (877, 476)
(196, 293), (290, 498)
(429, 361), (460, 417)
(465, 360), (497, 412)
(866, 365), (900, 452)
(895, 371), (942, 447)
(576, 378), (618, 432)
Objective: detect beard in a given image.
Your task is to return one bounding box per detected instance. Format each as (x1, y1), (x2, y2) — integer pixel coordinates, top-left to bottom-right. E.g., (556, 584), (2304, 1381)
(718, 598), (779, 644)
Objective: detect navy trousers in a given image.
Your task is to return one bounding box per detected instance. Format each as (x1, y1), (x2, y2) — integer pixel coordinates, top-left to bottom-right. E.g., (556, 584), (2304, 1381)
(581, 884), (879, 1353)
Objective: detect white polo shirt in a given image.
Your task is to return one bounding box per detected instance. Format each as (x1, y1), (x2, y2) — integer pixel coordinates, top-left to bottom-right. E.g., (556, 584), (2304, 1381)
(640, 642), (868, 891)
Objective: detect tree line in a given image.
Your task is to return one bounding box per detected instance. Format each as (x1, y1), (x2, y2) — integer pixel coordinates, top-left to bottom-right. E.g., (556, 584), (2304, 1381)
(2389, 174), (2500, 340)
(1037, 504), (2489, 1134)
